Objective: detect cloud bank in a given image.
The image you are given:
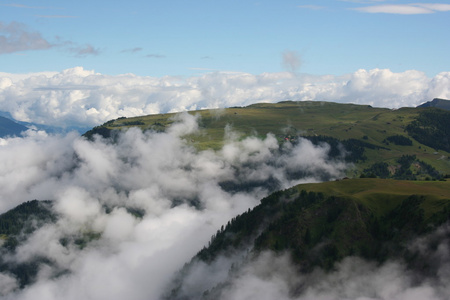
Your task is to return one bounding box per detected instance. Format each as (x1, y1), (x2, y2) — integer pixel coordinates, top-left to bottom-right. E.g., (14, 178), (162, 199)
(0, 67), (449, 130)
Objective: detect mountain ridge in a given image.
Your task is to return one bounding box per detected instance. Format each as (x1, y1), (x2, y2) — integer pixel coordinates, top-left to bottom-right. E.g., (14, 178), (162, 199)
(83, 100), (450, 177)
(0, 100), (449, 297)
(418, 98), (450, 110)
(0, 116), (28, 138)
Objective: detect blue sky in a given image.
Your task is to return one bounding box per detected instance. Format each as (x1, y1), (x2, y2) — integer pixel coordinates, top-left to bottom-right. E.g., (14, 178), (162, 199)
(1, 0), (449, 77)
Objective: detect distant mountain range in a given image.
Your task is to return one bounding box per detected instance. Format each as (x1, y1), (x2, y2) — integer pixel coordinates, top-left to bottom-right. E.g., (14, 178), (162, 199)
(0, 116), (28, 138)
(418, 98), (450, 110)
(0, 98), (447, 138)
(0, 112), (91, 137)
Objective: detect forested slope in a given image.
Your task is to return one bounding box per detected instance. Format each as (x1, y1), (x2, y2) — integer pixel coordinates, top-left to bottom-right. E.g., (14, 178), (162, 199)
(167, 178), (450, 299)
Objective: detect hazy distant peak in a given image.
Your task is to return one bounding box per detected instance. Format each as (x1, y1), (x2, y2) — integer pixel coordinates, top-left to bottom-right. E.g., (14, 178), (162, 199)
(418, 98), (450, 110)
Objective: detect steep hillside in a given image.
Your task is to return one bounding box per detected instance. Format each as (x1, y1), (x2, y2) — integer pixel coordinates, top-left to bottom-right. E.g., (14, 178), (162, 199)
(0, 200), (57, 288)
(405, 108), (450, 152)
(167, 178), (450, 299)
(84, 101), (450, 177)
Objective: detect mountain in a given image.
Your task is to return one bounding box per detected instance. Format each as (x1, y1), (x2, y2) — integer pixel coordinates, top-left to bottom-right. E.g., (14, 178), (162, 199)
(418, 98), (450, 110)
(14, 120), (91, 135)
(167, 178), (450, 299)
(0, 111), (92, 135)
(0, 116), (28, 138)
(84, 100), (450, 178)
(1, 100), (449, 297)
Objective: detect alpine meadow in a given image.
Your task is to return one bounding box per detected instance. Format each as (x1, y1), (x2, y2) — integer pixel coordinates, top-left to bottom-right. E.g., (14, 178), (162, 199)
(1, 1), (450, 299)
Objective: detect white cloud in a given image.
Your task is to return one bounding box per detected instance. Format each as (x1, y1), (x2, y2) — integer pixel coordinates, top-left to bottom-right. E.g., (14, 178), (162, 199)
(354, 4), (432, 14)
(354, 3), (450, 14)
(416, 4), (450, 12)
(297, 5), (325, 10)
(0, 67), (448, 130)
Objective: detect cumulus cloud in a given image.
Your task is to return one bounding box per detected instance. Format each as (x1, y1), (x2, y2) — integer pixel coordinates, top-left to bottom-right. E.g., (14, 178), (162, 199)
(0, 22), (53, 54)
(0, 67), (448, 130)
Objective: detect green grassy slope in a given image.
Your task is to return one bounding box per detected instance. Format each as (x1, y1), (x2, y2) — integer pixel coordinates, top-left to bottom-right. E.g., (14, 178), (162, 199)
(294, 178), (450, 219)
(87, 101), (391, 144)
(84, 101), (450, 176)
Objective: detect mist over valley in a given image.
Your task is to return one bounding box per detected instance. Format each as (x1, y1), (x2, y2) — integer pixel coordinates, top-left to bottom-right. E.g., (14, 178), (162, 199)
(0, 97), (449, 299)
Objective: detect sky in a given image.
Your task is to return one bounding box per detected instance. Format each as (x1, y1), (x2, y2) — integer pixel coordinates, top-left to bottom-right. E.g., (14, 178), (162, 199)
(0, 0), (449, 131)
(0, 0), (449, 77)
